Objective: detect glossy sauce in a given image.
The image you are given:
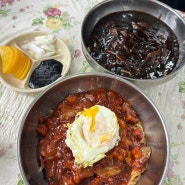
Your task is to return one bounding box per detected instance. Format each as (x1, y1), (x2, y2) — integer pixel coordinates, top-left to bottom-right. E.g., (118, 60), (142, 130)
(37, 88), (151, 185)
(29, 59), (63, 88)
(89, 11), (179, 79)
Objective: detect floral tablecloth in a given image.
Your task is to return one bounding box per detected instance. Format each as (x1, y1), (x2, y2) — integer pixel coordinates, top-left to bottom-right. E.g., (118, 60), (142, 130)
(0, 0), (185, 185)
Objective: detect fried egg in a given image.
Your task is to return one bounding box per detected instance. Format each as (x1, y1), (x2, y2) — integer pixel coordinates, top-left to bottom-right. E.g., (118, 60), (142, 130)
(65, 105), (120, 168)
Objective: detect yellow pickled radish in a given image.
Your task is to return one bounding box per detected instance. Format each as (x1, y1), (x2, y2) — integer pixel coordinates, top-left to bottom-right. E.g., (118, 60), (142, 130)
(15, 49), (30, 79)
(0, 46), (14, 73)
(0, 46), (31, 80)
(15, 57), (27, 79)
(16, 58), (31, 80)
(9, 46), (24, 74)
(0, 46), (22, 74)
(14, 52), (25, 77)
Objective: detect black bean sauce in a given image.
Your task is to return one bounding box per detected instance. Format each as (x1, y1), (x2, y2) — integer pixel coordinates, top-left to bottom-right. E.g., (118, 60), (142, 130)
(29, 59), (63, 89)
(89, 11), (179, 79)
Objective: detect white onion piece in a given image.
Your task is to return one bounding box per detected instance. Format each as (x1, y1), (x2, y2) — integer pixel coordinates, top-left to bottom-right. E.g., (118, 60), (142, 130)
(21, 35), (57, 59)
(39, 44), (55, 52)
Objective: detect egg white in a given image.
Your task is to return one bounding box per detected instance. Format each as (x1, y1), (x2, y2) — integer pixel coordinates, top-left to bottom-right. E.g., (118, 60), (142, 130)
(65, 105), (120, 168)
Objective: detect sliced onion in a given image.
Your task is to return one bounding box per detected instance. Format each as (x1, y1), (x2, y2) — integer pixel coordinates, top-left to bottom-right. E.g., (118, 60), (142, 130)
(21, 35), (57, 59)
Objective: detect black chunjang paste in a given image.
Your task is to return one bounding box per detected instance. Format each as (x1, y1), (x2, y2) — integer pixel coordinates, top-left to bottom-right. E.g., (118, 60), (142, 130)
(29, 59), (63, 89)
(89, 11), (179, 79)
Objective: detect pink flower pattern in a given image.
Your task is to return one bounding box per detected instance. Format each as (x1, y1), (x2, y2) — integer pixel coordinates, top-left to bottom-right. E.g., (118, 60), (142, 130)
(45, 7), (61, 17)
(167, 161), (175, 178)
(1, 0), (15, 7)
(12, 15), (17, 20)
(0, 147), (6, 157)
(182, 100), (185, 109)
(19, 8), (24, 12)
(74, 49), (81, 58)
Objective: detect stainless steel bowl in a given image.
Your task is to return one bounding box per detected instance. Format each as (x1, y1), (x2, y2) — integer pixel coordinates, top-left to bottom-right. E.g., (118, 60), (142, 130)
(81, 0), (185, 88)
(17, 72), (169, 185)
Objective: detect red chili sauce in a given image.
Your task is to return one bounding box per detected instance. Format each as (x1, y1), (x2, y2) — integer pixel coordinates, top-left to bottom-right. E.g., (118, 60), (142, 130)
(37, 88), (150, 185)
(89, 11), (179, 79)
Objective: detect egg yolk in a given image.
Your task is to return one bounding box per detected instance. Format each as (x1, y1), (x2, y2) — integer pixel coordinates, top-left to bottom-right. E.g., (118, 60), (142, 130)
(82, 105), (99, 132)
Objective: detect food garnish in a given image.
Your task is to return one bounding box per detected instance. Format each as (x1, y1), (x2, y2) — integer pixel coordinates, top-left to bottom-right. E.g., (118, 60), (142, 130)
(22, 35), (57, 59)
(29, 59), (63, 89)
(0, 46), (31, 80)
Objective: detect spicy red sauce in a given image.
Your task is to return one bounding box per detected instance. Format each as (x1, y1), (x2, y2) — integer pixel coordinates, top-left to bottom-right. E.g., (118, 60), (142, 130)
(37, 88), (150, 185)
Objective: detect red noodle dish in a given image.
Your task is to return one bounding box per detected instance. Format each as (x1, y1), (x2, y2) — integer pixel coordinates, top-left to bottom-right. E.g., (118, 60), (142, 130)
(37, 88), (151, 185)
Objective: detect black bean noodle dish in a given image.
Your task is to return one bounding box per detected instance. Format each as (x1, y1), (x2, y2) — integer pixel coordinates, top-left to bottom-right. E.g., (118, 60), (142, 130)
(89, 11), (179, 79)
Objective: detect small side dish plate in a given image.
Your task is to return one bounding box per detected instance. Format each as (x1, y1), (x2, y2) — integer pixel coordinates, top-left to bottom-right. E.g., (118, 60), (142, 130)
(0, 31), (71, 93)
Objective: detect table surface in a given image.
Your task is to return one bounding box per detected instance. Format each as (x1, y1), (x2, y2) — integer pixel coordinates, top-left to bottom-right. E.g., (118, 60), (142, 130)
(0, 0), (185, 185)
